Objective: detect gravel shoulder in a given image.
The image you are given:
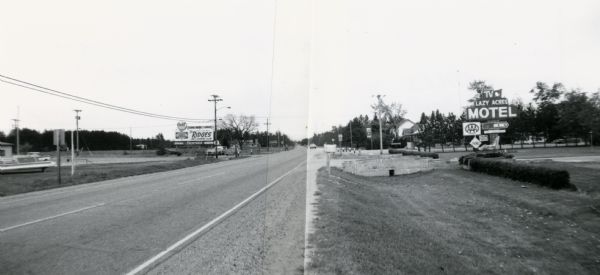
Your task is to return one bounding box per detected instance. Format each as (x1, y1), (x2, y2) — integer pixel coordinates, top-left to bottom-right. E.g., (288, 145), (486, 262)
(307, 166), (600, 274)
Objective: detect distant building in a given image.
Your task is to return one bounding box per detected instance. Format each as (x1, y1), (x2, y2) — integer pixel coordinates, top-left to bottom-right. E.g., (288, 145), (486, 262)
(397, 119), (416, 137)
(135, 144), (148, 150)
(0, 142), (13, 158)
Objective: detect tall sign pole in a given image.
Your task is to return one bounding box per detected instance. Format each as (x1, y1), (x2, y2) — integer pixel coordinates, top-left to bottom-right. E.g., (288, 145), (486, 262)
(208, 95), (222, 159)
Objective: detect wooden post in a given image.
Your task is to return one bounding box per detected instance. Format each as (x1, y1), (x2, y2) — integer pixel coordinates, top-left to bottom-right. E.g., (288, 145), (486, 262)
(57, 144), (61, 184)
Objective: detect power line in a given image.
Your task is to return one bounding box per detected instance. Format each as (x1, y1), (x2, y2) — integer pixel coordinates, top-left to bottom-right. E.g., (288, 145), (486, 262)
(0, 74), (212, 122)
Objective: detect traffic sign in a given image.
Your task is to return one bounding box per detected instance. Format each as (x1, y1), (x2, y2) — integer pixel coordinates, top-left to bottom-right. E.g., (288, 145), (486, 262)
(463, 122), (481, 136)
(480, 135), (489, 142)
(470, 137), (481, 148)
(53, 129), (65, 146)
(366, 128), (372, 138)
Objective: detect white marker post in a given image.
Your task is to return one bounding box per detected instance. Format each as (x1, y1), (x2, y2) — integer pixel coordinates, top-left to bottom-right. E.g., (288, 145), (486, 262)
(324, 144), (337, 175)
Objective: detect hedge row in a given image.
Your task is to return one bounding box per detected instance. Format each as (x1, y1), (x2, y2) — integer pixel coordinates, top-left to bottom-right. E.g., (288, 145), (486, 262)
(389, 149), (439, 159)
(459, 152), (513, 165)
(467, 158), (572, 189)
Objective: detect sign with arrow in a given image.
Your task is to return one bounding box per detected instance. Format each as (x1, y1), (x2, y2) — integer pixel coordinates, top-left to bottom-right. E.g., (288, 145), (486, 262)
(482, 121), (509, 130)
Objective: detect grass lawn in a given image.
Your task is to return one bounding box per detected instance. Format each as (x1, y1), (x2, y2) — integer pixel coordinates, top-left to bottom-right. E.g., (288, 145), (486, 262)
(0, 158), (226, 197)
(307, 166), (600, 274)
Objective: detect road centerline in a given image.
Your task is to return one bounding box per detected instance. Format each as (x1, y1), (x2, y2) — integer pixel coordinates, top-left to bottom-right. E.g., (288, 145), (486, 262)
(0, 202), (106, 233)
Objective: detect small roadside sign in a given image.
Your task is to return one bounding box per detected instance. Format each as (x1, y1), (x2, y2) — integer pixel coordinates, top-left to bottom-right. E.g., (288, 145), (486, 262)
(338, 134), (343, 141)
(324, 144), (336, 153)
(480, 135), (489, 142)
(485, 129), (506, 134)
(470, 137), (481, 148)
(366, 128), (372, 138)
(463, 122), (481, 136)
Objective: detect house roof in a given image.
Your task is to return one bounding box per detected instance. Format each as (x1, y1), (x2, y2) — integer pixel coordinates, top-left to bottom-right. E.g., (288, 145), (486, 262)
(396, 119), (415, 126)
(0, 141), (13, 146)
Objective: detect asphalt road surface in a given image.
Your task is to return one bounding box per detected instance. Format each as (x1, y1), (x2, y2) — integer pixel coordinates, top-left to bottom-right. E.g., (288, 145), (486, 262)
(0, 148), (307, 274)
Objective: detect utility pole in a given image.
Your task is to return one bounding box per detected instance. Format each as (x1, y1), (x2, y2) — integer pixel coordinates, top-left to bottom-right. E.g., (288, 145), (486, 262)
(71, 131), (75, 176)
(265, 118), (271, 152)
(208, 95), (223, 159)
(74, 110), (81, 155)
(12, 119), (19, 155)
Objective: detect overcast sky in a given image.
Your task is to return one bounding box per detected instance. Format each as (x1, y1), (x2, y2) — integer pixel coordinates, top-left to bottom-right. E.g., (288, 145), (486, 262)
(2, 0), (599, 140)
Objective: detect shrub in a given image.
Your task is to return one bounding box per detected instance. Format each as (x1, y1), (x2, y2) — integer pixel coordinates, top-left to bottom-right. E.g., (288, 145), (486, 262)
(156, 147), (166, 156)
(467, 158), (572, 189)
(389, 149), (439, 159)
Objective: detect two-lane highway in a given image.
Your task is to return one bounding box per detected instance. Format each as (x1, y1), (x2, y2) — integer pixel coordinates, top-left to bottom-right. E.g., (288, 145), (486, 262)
(0, 148), (307, 274)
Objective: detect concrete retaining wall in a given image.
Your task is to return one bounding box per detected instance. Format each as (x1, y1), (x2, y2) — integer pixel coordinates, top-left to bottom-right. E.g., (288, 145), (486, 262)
(341, 156), (433, 177)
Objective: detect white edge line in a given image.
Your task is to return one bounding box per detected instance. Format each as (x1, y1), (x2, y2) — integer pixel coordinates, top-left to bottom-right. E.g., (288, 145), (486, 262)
(0, 202), (106, 232)
(125, 160), (306, 275)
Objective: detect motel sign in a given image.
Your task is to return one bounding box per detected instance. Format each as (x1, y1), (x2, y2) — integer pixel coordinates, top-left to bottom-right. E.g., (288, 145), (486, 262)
(466, 89), (517, 121)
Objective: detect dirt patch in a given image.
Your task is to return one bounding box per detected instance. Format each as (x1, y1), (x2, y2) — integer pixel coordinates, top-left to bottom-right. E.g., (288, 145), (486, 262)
(0, 158), (226, 196)
(307, 167), (600, 274)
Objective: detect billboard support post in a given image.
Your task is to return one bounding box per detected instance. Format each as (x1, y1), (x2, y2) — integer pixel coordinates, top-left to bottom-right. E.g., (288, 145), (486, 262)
(54, 129), (65, 185)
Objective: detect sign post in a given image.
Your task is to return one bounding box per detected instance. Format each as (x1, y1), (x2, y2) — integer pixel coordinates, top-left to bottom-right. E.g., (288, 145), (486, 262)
(53, 129), (65, 184)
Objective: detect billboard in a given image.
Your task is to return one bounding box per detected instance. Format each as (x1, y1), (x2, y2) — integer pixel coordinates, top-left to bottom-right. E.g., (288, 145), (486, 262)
(175, 122), (214, 143)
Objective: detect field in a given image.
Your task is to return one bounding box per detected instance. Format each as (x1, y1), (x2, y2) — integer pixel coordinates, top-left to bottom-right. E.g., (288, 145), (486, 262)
(307, 159), (600, 274)
(0, 158), (225, 196)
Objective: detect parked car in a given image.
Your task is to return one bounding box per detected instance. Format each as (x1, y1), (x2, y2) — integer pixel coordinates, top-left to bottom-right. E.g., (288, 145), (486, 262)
(206, 146), (225, 155)
(27, 152), (51, 161)
(0, 155), (55, 174)
(309, 144), (317, 149)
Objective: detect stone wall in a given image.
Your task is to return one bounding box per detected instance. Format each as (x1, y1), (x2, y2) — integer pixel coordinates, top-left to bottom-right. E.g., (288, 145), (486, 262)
(341, 155), (433, 177)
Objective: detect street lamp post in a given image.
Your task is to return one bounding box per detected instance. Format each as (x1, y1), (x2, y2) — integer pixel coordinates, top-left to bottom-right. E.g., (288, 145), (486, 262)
(374, 94), (385, 155)
(74, 110), (81, 155)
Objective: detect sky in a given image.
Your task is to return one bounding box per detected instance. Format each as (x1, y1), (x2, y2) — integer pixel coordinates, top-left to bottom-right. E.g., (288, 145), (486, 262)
(2, 0), (599, 140)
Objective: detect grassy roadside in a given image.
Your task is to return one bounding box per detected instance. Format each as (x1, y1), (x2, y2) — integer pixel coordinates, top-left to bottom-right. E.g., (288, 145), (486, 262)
(307, 167), (600, 274)
(0, 157), (231, 197)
